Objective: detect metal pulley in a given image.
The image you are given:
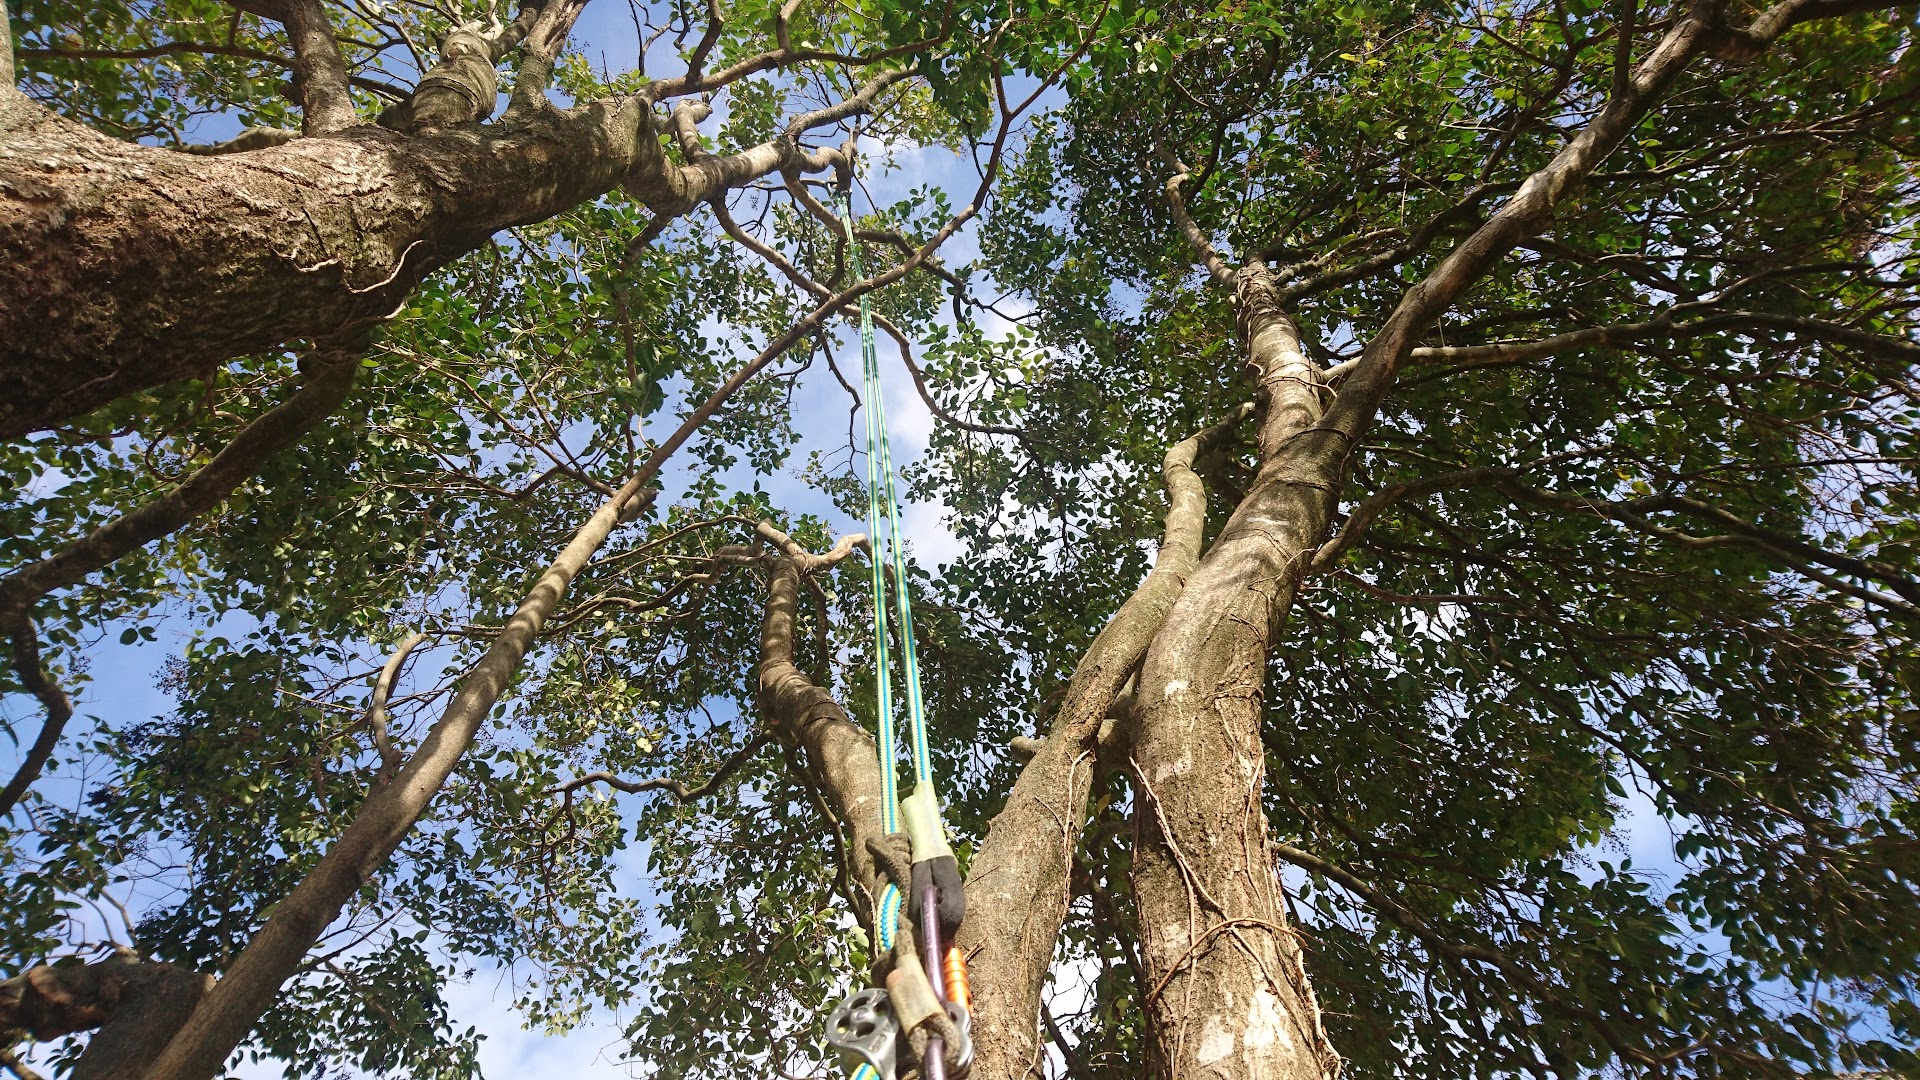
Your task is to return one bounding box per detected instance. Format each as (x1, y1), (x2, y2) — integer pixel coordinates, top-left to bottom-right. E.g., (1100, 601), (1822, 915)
(826, 987), (901, 1080)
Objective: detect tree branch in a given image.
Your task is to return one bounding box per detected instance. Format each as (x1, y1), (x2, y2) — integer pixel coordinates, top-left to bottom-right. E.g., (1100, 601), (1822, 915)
(17, 42), (410, 102)
(1317, 0), (1858, 446)
(551, 733), (772, 804)
(1323, 310), (1920, 382)
(708, 198), (1024, 440)
(1309, 465), (1526, 573)
(364, 631), (427, 785)
(1165, 168), (1234, 286)
(756, 532), (890, 937)
(957, 404), (1251, 1078)
(505, 0), (589, 121)
(277, 0), (358, 132)
(1500, 481), (1920, 620)
(0, 614), (74, 818)
(1267, 840), (1661, 1068)
(0, 355), (359, 615)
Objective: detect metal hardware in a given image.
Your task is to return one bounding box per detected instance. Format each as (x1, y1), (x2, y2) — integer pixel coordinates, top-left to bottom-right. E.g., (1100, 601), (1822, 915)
(826, 987), (899, 1080)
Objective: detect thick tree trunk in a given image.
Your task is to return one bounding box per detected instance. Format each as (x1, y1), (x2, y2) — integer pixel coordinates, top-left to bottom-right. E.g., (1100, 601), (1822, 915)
(0, 91), (657, 438)
(957, 408), (1244, 1080)
(0, 952), (212, 1080)
(1126, 270), (1342, 1080)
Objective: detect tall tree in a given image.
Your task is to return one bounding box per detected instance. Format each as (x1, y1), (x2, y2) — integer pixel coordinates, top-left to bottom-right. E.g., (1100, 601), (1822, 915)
(4, 0), (1919, 1079)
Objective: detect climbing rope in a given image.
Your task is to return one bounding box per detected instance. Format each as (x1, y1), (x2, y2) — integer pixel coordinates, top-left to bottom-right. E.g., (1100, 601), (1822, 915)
(845, 189), (940, 948)
(823, 191), (971, 1080)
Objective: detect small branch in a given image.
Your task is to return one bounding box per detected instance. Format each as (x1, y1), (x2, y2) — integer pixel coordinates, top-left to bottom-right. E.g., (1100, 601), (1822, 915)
(1165, 168), (1234, 286)
(0, 354), (358, 614)
(0, 614), (76, 818)
(783, 67), (915, 139)
(1501, 482), (1920, 622)
(176, 126), (299, 155)
(631, 69), (909, 225)
(681, 0), (725, 89)
(1041, 1000), (1098, 1080)
(1329, 311), (1920, 385)
(364, 631), (427, 784)
(1611, 0), (1639, 98)
(278, 0), (359, 132)
(751, 521), (864, 572)
(551, 733), (771, 804)
(1310, 465), (1523, 572)
(708, 199), (1024, 440)
(1310, 449), (1596, 571)
(644, 16), (948, 101)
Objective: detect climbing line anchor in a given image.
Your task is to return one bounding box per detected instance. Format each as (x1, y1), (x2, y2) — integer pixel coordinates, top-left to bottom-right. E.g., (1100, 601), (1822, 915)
(819, 189), (971, 1080)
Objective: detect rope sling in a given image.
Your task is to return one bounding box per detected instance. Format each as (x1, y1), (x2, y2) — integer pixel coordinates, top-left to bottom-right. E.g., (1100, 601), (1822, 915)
(824, 192), (972, 1080)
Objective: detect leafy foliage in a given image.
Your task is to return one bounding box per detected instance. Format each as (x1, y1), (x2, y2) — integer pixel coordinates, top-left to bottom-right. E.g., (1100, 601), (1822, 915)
(4, 0), (1919, 1077)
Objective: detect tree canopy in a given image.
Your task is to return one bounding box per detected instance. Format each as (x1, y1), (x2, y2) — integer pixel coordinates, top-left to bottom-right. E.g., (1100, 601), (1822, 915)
(2, 0), (1918, 1078)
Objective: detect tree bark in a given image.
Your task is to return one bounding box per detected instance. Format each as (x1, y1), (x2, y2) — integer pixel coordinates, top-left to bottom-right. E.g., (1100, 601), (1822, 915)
(1118, 3), (1842, 1074)
(957, 406), (1246, 1080)
(0, 65), (891, 439)
(0, 952), (213, 1080)
(756, 528), (891, 931)
(1126, 267), (1342, 1080)
(0, 92), (656, 438)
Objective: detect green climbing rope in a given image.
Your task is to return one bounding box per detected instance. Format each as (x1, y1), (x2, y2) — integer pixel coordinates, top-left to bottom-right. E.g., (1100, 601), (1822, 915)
(839, 191), (944, 953)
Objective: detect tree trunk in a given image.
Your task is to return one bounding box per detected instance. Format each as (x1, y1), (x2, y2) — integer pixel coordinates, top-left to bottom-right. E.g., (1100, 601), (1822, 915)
(0, 952), (213, 1080)
(0, 91), (658, 438)
(957, 408), (1245, 1080)
(1126, 270), (1342, 1080)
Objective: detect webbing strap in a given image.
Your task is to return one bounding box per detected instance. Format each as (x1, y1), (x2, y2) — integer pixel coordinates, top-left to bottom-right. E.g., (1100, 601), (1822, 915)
(839, 192), (941, 953)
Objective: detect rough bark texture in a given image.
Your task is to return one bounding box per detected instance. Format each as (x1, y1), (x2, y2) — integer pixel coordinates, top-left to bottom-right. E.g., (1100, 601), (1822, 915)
(0, 92), (657, 438)
(957, 408), (1246, 1080)
(1116, 4), (1804, 1074)
(0, 952), (213, 1080)
(756, 531), (889, 930)
(1127, 267), (1342, 1080)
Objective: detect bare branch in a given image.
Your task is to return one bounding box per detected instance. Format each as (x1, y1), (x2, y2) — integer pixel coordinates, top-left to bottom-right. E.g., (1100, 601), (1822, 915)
(364, 631), (428, 784)
(552, 734), (771, 804)
(1501, 482), (1920, 621)
(1268, 840), (1662, 1068)
(1310, 466), (1525, 573)
(0, 614), (74, 818)
(709, 198), (1024, 439)
(1165, 168), (1234, 286)
(18, 41), (409, 102)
